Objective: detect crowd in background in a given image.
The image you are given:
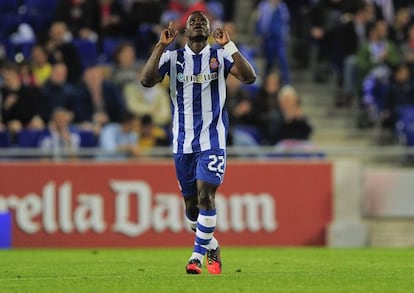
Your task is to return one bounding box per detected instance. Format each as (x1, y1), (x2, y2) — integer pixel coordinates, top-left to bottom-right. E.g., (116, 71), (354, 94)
(0, 0), (413, 158)
(303, 0), (414, 135)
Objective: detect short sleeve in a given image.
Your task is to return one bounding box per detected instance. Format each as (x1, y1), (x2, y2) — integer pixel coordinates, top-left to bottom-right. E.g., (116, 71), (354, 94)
(158, 51), (171, 79)
(221, 48), (234, 76)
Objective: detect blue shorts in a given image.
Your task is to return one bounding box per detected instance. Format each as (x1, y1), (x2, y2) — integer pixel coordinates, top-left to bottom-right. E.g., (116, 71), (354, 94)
(174, 149), (226, 197)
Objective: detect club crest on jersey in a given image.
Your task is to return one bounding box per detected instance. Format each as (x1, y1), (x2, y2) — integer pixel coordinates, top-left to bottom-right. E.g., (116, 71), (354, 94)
(210, 57), (219, 70)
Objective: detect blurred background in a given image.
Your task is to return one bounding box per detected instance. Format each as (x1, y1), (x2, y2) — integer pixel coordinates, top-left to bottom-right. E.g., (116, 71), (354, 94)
(1, 0), (414, 248)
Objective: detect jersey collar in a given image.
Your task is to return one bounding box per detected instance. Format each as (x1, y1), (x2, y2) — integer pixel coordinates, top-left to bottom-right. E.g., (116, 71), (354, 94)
(185, 43), (211, 55)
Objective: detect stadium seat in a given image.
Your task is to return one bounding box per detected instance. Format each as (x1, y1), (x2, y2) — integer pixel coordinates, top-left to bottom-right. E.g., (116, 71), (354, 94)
(77, 130), (97, 147)
(24, 0), (58, 12)
(16, 129), (48, 148)
(135, 24), (157, 59)
(396, 106), (414, 146)
(24, 14), (54, 33)
(0, 0), (18, 13)
(73, 39), (99, 69)
(0, 15), (21, 40)
(100, 37), (123, 64)
(232, 125), (262, 146)
(0, 131), (10, 148)
(3, 40), (35, 62)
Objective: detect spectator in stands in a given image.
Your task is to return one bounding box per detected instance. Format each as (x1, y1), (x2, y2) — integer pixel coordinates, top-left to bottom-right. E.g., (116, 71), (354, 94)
(374, 0), (395, 25)
(39, 107), (81, 153)
(334, 2), (369, 106)
(254, 72), (283, 145)
(31, 45), (52, 87)
(388, 6), (411, 47)
(284, 0), (314, 69)
(74, 66), (125, 131)
(55, 0), (100, 41)
(226, 74), (260, 146)
(45, 22), (82, 83)
(138, 114), (169, 152)
(110, 42), (140, 90)
(17, 61), (37, 87)
(365, 0), (383, 23)
(308, 0), (360, 82)
(357, 20), (400, 88)
(382, 62), (414, 129)
(255, 0), (290, 84)
(40, 62), (78, 123)
(123, 66), (171, 128)
(97, 0), (127, 38)
(277, 85), (313, 143)
(98, 110), (140, 159)
(0, 63), (44, 136)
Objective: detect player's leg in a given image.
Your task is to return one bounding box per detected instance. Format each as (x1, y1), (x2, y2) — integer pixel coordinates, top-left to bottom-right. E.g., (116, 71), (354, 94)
(197, 180), (222, 274)
(184, 195), (198, 232)
(184, 194), (219, 258)
(186, 180), (218, 274)
(174, 153), (203, 274)
(186, 150), (225, 274)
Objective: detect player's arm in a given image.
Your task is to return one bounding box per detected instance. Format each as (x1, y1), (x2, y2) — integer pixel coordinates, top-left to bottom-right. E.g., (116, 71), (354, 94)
(212, 28), (256, 84)
(141, 22), (178, 88)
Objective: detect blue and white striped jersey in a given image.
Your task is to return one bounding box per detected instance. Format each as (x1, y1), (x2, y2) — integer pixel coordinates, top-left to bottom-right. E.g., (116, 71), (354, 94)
(159, 44), (234, 154)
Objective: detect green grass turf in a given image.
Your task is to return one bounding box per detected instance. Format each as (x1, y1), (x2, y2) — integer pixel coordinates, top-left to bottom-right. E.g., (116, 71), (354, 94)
(0, 247), (414, 292)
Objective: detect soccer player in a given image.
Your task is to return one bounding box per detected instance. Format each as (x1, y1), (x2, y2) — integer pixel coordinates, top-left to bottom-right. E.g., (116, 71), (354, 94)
(140, 11), (256, 274)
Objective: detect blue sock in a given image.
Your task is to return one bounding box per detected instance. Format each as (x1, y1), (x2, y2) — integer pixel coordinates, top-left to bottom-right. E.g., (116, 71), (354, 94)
(190, 209), (217, 263)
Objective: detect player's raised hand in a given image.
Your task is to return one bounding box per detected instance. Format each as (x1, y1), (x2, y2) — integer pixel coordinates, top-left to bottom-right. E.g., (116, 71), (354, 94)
(212, 28), (230, 46)
(159, 22), (178, 46)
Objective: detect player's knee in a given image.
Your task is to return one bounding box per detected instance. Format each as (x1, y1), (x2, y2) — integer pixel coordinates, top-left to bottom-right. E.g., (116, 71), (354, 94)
(197, 181), (217, 210)
(198, 189), (216, 210)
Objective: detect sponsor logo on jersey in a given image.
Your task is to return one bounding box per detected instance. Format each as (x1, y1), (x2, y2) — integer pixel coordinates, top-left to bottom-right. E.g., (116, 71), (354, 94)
(177, 72), (218, 83)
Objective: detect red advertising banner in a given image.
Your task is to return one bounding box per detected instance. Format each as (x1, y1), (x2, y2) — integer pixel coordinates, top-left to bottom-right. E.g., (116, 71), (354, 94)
(0, 161), (332, 247)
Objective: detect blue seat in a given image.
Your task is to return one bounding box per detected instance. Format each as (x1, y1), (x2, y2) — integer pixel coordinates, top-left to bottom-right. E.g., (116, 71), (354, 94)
(0, 15), (21, 40)
(24, 0), (58, 11)
(5, 40), (36, 60)
(232, 125), (262, 146)
(100, 37), (123, 63)
(396, 106), (414, 146)
(73, 39), (99, 69)
(24, 14), (54, 32)
(17, 129), (47, 148)
(78, 130), (97, 147)
(0, 131), (10, 148)
(0, 0), (18, 13)
(135, 24), (157, 59)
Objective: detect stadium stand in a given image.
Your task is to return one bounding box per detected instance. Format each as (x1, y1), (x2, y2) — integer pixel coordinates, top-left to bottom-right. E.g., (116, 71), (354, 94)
(0, 0), (413, 159)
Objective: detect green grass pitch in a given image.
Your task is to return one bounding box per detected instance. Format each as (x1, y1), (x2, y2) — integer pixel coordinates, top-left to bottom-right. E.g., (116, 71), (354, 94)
(1, 247), (414, 292)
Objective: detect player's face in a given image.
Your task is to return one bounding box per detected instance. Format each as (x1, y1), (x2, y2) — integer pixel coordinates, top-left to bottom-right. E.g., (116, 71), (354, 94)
(186, 13), (210, 41)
